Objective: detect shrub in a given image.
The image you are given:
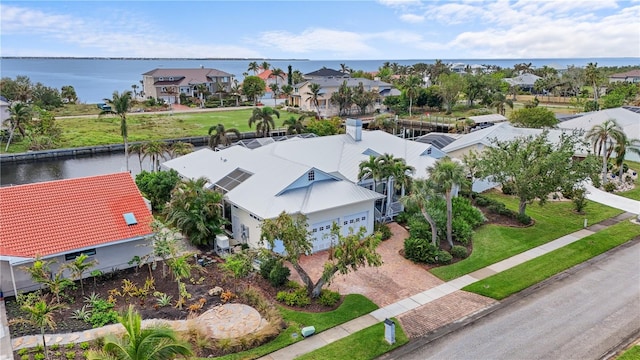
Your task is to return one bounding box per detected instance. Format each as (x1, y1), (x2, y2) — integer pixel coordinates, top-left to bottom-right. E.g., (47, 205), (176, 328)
(34, 353), (45, 360)
(88, 298), (118, 328)
(259, 257), (277, 280)
(501, 181), (515, 195)
(50, 344), (60, 351)
(450, 245), (468, 259)
(65, 343), (75, 350)
(516, 213), (532, 225)
(20, 355), (29, 360)
(452, 218), (473, 245)
(17, 348), (29, 356)
(572, 187), (588, 213)
(317, 289), (341, 307)
(603, 182), (616, 193)
(474, 195), (491, 207)
(276, 287), (310, 307)
(65, 351), (76, 359)
(403, 237), (440, 264)
(452, 197), (486, 229)
(436, 250), (453, 265)
(408, 217), (433, 240)
(79, 342), (90, 350)
(268, 260), (290, 287)
(374, 222), (393, 240)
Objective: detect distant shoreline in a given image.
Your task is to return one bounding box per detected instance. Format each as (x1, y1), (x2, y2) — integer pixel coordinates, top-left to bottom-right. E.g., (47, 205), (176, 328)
(0, 56), (310, 61)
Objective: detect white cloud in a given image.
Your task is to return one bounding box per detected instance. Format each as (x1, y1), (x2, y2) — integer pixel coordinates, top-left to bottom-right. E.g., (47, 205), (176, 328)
(400, 13), (425, 23)
(255, 28), (376, 57)
(378, 0), (423, 7)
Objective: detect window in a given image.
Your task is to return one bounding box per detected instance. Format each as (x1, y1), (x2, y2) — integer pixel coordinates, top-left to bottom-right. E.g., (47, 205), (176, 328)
(320, 226), (324, 231)
(344, 221), (348, 225)
(350, 219), (354, 224)
(161, 87), (167, 92)
(168, 77), (174, 81)
(158, 77), (164, 81)
(65, 249), (96, 261)
(361, 216), (366, 221)
(308, 170), (315, 181)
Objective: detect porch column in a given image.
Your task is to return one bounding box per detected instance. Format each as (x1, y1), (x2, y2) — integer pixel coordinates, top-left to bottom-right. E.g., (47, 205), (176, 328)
(9, 263), (17, 297)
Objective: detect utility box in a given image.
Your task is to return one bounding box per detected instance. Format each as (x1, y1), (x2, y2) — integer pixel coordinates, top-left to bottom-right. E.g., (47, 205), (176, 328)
(301, 326), (316, 338)
(215, 234), (230, 255)
(384, 318), (395, 344)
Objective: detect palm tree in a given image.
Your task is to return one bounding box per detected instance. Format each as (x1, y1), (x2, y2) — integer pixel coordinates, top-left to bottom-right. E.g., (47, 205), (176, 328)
(141, 140), (169, 172)
(208, 123), (241, 148)
(282, 115), (306, 135)
(3, 102), (32, 151)
(340, 63), (351, 74)
(400, 178), (440, 246)
(87, 305), (192, 360)
(269, 83), (280, 106)
(62, 253), (97, 296)
(490, 92), (514, 116)
(401, 74), (424, 117)
(305, 83), (324, 117)
(11, 296), (67, 359)
(260, 61), (271, 73)
(248, 106), (280, 137)
(428, 156), (467, 248)
(230, 80), (242, 107)
(358, 155), (384, 195)
(195, 83), (209, 108)
(585, 119), (625, 185)
(128, 143), (145, 171)
(102, 90), (133, 171)
(585, 62), (601, 108)
(387, 158), (415, 218)
(169, 141), (194, 158)
(131, 84), (139, 98)
(168, 255), (194, 307)
(247, 61), (260, 75)
(613, 134), (640, 182)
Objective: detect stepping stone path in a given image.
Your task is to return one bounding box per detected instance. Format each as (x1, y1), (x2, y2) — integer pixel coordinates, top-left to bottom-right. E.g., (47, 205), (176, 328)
(10, 303), (267, 350)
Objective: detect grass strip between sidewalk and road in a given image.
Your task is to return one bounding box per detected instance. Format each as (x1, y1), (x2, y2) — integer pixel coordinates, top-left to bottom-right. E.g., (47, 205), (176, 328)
(296, 318), (409, 360)
(430, 192), (623, 281)
(463, 220), (640, 300)
(212, 294), (378, 360)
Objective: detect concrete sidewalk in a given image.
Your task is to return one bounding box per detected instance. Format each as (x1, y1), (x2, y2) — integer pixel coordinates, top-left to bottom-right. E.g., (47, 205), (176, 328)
(259, 211), (636, 360)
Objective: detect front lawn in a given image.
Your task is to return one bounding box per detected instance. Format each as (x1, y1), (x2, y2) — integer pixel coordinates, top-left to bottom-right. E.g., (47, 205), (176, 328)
(213, 294), (378, 360)
(430, 193), (623, 281)
(463, 220), (640, 299)
(297, 318), (408, 360)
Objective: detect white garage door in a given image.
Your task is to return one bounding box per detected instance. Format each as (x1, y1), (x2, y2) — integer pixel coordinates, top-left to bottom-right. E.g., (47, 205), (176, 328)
(310, 219), (338, 252)
(341, 211), (368, 236)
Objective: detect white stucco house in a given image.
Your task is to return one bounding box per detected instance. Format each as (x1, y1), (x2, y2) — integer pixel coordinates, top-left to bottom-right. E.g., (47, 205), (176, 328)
(162, 119), (445, 253)
(0, 172), (155, 297)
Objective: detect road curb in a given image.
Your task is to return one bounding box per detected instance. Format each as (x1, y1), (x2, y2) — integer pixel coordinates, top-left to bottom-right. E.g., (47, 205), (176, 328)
(378, 235), (640, 359)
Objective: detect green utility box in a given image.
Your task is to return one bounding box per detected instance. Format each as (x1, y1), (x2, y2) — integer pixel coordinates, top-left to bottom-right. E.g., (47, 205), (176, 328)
(301, 326), (316, 337)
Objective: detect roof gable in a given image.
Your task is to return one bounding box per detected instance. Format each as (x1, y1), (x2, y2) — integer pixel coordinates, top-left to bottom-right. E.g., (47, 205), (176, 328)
(277, 168), (340, 195)
(305, 68), (349, 77)
(0, 172), (154, 258)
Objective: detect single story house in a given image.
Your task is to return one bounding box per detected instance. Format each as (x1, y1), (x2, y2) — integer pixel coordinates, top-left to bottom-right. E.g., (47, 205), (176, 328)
(503, 73), (542, 93)
(162, 119), (444, 253)
(608, 70), (640, 83)
(141, 68), (235, 104)
(0, 172), (154, 297)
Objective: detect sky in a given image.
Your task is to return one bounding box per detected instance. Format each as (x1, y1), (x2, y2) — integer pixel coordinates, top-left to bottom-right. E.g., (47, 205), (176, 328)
(1, 0), (639, 60)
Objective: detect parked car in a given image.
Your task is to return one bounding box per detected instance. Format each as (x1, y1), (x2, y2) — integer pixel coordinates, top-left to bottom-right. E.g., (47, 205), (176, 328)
(96, 103), (112, 111)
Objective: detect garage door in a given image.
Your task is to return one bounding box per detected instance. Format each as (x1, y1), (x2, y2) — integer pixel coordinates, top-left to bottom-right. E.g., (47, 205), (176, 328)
(341, 212), (368, 236)
(310, 219), (338, 252)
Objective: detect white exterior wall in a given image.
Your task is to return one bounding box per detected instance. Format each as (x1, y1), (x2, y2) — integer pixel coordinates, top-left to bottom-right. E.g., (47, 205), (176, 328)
(230, 205), (263, 248)
(0, 238), (152, 297)
(306, 200), (376, 251)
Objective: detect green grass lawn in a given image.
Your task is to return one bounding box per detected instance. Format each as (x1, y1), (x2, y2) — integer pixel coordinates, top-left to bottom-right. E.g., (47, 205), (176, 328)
(430, 192), (623, 281)
(212, 294), (378, 360)
(463, 220), (640, 299)
(617, 160), (640, 201)
(297, 318), (409, 360)
(617, 345), (640, 360)
(3, 108), (300, 153)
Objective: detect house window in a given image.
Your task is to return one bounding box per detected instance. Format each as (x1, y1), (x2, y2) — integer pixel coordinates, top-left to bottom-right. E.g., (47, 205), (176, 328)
(361, 216), (366, 221)
(168, 77), (174, 81)
(161, 87), (167, 92)
(344, 221), (348, 225)
(320, 226), (324, 231)
(158, 77), (164, 81)
(65, 249), (96, 261)
(308, 170), (315, 181)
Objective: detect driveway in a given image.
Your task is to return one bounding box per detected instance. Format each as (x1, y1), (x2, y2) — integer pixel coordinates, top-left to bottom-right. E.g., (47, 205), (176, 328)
(288, 223), (444, 307)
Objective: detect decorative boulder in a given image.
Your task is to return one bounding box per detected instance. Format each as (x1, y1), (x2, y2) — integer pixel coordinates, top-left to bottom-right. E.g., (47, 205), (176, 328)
(208, 286), (224, 296)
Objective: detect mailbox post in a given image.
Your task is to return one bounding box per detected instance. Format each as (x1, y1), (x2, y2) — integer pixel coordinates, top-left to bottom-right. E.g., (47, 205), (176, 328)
(384, 318), (395, 344)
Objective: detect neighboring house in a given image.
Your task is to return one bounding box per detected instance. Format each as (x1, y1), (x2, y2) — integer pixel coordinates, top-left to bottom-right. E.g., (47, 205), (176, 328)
(0, 96), (9, 127)
(289, 77), (397, 117)
(303, 68), (349, 80)
(468, 114), (508, 129)
(142, 67), (235, 104)
(0, 172), (154, 297)
(449, 63), (487, 74)
(162, 119), (444, 253)
(503, 73), (542, 93)
(608, 70), (640, 83)
(544, 63), (568, 75)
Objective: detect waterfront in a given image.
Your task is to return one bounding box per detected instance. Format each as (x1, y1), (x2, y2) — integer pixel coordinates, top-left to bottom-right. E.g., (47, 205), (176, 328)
(1, 57), (638, 103)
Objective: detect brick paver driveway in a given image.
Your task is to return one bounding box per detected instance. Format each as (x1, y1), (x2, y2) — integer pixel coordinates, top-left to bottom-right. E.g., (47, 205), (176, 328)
(289, 222), (443, 307)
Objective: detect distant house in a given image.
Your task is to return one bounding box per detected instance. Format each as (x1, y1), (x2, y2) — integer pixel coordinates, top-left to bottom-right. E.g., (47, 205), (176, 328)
(303, 68), (350, 80)
(0, 173), (154, 297)
(608, 70), (640, 83)
(289, 73), (398, 117)
(0, 96), (9, 126)
(503, 73), (542, 93)
(162, 120), (444, 253)
(257, 69), (289, 100)
(142, 68), (235, 104)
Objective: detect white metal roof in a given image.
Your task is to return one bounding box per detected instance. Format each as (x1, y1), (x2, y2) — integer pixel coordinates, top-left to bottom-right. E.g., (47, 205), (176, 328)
(468, 114), (508, 124)
(557, 107), (640, 139)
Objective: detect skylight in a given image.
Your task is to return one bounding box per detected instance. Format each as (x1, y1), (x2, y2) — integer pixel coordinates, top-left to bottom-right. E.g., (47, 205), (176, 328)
(123, 212), (137, 226)
(215, 168), (253, 193)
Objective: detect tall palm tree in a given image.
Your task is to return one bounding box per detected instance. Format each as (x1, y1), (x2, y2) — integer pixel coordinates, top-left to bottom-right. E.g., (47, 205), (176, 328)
(3, 102), (32, 151)
(195, 83), (209, 108)
(490, 92), (514, 116)
(169, 141), (194, 158)
(208, 123), (241, 148)
(230, 79), (242, 107)
(387, 158), (415, 218)
(428, 156), (467, 248)
(282, 115), (306, 135)
(340, 63), (351, 74)
(269, 83), (280, 106)
(131, 84), (139, 98)
(305, 83), (323, 117)
(585, 119), (624, 185)
(260, 61), (271, 73)
(248, 61), (260, 75)
(62, 253), (98, 296)
(11, 296), (67, 359)
(585, 62), (601, 108)
(248, 106), (280, 137)
(401, 74), (424, 117)
(358, 155), (384, 195)
(102, 90), (133, 171)
(128, 143), (145, 171)
(613, 134), (640, 181)
(400, 178), (440, 246)
(141, 140), (170, 172)
(87, 305), (192, 360)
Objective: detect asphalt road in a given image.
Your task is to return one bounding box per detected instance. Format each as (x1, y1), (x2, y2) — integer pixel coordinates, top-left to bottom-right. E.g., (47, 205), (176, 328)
(394, 240), (640, 360)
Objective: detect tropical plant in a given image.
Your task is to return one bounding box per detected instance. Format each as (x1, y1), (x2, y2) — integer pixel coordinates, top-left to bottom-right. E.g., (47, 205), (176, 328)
(585, 119), (625, 185)
(101, 90), (134, 171)
(162, 177), (226, 246)
(330, 80), (353, 116)
(282, 115), (306, 135)
(61, 85), (78, 103)
(3, 102), (32, 151)
(11, 296), (67, 359)
(427, 156), (467, 248)
(63, 253), (98, 296)
(585, 62), (601, 107)
(86, 305), (192, 360)
(247, 61), (260, 75)
(135, 169), (181, 212)
(141, 140), (169, 172)
(208, 123), (241, 148)
(169, 141), (194, 158)
(490, 92), (514, 116)
(400, 74), (423, 117)
(401, 178), (440, 246)
(305, 83), (324, 116)
(613, 136), (640, 181)
(248, 106), (280, 137)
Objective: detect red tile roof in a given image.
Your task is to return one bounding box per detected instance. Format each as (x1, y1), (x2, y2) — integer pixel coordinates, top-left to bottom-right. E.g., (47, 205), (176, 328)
(0, 172), (154, 258)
